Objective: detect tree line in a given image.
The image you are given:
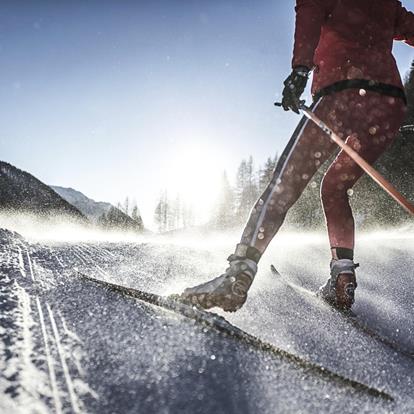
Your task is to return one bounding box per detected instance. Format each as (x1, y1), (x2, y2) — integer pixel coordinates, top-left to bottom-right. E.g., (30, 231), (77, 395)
(98, 197), (144, 232)
(211, 155), (278, 229)
(154, 191), (196, 233)
(153, 155), (278, 232)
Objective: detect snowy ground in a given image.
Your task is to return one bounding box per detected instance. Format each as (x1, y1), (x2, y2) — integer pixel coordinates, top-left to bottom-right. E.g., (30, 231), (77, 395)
(0, 225), (413, 413)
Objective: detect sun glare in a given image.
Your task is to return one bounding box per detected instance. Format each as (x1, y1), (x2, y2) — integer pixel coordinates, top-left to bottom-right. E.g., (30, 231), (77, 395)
(165, 142), (226, 223)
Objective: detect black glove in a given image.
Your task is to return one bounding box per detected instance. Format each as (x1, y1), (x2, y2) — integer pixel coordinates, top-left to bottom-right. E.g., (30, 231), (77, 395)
(281, 66), (310, 114)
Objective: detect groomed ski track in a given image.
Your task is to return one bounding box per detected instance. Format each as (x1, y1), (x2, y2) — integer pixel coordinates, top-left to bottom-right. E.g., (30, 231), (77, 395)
(1, 227), (414, 413)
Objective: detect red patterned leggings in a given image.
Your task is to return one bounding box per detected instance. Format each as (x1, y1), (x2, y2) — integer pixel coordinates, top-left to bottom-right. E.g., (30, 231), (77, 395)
(240, 89), (406, 253)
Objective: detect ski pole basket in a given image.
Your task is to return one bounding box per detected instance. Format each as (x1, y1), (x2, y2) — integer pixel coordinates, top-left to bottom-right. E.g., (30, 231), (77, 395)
(400, 125), (414, 135)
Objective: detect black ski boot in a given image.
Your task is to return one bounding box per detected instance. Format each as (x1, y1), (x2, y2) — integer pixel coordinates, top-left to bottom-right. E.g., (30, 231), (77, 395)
(317, 259), (359, 311)
(179, 244), (261, 312)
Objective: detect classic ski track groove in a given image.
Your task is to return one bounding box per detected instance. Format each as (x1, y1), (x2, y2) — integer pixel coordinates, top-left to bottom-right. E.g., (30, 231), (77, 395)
(29, 250), (69, 413)
(35, 296), (63, 414)
(17, 245), (27, 278)
(75, 246), (109, 278)
(75, 270), (394, 402)
(26, 250), (35, 282)
(270, 264), (414, 361)
(72, 248), (89, 266)
(53, 253), (66, 269)
(46, 303), (81, 414)
(81, 243), (110, 262)
(76, 246), (106, 274)
(28, 247), (85, 413)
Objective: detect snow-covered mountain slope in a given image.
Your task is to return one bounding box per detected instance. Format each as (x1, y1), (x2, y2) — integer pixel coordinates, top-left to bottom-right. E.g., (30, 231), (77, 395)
(51, 186), (144, 232)
(0, 162), (86, 222)
(50, 186), (112, 221)
(0, 227), (413, 413)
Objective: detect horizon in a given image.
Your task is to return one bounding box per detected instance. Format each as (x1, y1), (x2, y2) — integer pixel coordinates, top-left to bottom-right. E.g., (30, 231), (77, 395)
(2, 0), (414, 230)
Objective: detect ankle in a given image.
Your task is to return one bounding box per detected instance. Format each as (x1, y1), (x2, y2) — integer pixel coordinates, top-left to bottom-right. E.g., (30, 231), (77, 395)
(231, 243), (262, 264)
(331, 247), (354, 261)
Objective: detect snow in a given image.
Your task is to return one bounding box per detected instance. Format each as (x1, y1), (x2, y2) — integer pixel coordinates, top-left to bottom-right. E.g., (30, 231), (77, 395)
(0, 230), (96, 413)
(0, 226), (413, 413)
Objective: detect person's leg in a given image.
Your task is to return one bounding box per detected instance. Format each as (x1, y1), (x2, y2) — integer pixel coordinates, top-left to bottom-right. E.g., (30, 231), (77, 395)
(180, 95), (342, 311)
(239, 96), (342, 255)
(319, 91), (406, 309)
(321, 91), (407, 255)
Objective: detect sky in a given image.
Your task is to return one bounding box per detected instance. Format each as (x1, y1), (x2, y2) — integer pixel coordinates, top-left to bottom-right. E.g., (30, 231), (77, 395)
(1, 0), (413, 229)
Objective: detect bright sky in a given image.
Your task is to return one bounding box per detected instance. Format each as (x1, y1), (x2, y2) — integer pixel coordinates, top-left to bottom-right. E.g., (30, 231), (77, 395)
(1, 0), (413, 229)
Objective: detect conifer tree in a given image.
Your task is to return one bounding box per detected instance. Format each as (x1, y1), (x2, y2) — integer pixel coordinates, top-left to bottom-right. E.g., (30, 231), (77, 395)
(123, 197), (129, 216)
(212, 171), (235, 229)
(236, 156), (259, 223)
(259, 154), (278, 192)
(131, 205), (144, 230)
(182, 201), (195, 229)
(172, 194), (182, 229)
(154, 191), (169, 233)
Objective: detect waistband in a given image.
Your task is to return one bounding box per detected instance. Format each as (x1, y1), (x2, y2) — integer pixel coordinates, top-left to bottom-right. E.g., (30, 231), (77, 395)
(313, 79), (407, 105)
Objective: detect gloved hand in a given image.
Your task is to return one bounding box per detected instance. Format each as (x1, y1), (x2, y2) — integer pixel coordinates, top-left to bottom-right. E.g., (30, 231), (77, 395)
(281, 66), (310, 114)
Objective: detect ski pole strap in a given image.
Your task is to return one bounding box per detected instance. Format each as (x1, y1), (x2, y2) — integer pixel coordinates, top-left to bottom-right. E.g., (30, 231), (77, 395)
(233, 244), (262, 264)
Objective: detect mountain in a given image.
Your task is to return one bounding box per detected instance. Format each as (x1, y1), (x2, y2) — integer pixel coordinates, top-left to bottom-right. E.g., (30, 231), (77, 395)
(52, 186), (144, 231)
(0, 161), (86, 221)
(51, 186), (113, 222)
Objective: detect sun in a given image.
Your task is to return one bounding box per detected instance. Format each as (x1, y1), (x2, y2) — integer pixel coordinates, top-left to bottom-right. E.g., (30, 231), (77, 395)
(165, 142), (226, 223)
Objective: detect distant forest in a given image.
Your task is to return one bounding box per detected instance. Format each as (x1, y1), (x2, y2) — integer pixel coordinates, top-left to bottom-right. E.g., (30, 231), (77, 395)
(153, 155), (278, 232)
(154, 60), (414, 233)
(97, 197), (144, 232)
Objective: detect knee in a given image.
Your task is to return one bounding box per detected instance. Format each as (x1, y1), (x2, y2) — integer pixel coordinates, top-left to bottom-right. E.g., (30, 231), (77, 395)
(320, 174), (349, 206)
(267, 186), (301, 216)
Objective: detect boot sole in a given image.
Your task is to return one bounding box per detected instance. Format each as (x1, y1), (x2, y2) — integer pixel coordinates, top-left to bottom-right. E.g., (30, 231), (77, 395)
(182, 291), (246, 312)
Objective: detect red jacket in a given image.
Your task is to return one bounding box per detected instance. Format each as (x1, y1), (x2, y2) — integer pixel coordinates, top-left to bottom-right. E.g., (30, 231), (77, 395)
(293, 0), (414, 98)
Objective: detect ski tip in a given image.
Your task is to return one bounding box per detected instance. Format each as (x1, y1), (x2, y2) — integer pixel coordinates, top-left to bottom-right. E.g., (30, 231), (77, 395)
(270, 264), (281, 276)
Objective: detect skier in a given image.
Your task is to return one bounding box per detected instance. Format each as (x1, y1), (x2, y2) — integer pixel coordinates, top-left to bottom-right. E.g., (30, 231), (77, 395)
(179, 0), (414, 311)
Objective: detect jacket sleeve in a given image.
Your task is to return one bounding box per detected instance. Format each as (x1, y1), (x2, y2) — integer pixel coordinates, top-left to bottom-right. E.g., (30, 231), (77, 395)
(292, 0), (332, 69)
(394, 2), (414, 47)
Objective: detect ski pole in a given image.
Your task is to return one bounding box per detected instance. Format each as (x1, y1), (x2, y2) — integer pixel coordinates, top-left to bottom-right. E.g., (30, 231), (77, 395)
(275, 102), (414, 216)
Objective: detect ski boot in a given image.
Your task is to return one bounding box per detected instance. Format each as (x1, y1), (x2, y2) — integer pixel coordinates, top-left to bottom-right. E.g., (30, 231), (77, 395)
(179, 244), (261, 312)
(317, 259), (359, 312)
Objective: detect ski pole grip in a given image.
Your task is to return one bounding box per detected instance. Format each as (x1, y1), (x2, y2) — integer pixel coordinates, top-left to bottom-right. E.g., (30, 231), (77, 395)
(274, 100), (307, 109)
